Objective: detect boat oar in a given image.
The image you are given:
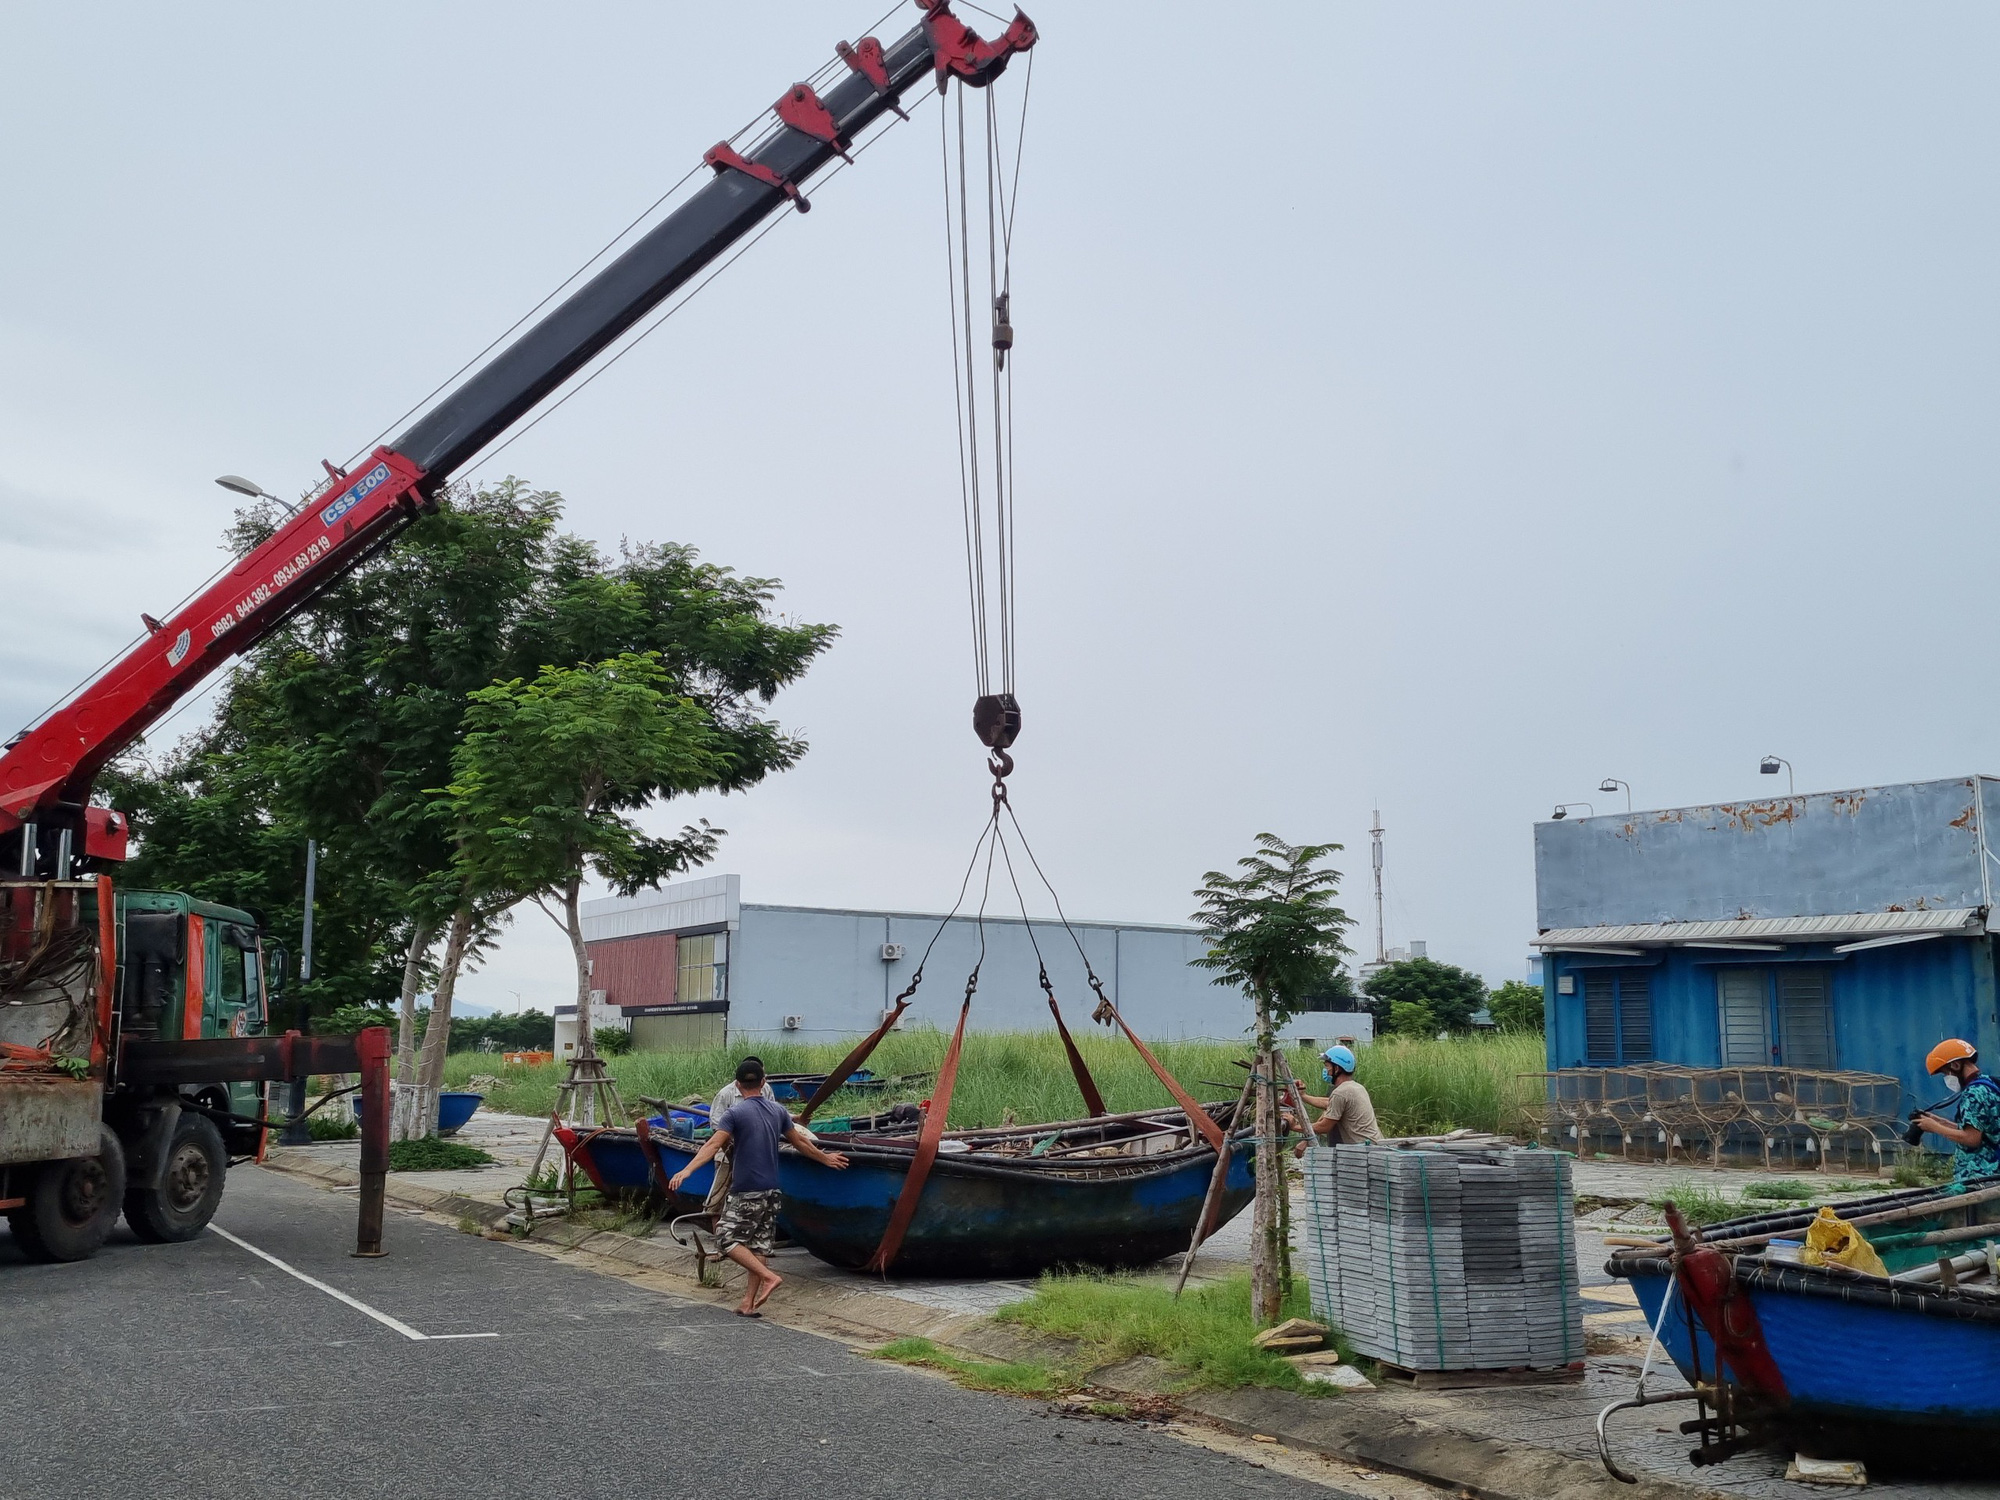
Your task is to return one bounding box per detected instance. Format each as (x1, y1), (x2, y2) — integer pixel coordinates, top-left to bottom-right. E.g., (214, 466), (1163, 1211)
(1173, 1075), (1257, 1298)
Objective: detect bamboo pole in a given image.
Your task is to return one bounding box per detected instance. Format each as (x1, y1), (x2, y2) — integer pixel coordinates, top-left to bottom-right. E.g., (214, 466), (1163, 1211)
(1175, 1076), (1257, 1298)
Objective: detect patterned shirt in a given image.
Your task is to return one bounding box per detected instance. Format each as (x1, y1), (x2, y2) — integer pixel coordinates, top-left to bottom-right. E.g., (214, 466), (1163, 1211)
(1952, 1075), (2000, 1188)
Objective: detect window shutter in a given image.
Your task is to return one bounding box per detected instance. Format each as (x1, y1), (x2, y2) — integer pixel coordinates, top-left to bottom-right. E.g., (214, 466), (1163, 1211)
(1584, 973), (1618, 1064)
(1618, 971), (1653, 1062)
(1718, 969), (1771, 1065)
(1777, 967), (1835, 1069)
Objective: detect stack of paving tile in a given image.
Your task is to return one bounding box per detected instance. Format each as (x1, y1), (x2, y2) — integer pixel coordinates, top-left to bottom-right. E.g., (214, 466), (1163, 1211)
(1300, 1142), (1583, 1372)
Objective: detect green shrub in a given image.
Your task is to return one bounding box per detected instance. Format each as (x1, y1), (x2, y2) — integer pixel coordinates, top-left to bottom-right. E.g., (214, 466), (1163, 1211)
(998, 1272), (1343, 1395)
(870, 1338), (1073, 1396)
(1742, 1179), (1813, 1202)
(388, 1137), (495, 1171)
(593, 1026), (633, 1057)
(1648, 1179), (1739, 1227)
(306, 1112), (359, 1142)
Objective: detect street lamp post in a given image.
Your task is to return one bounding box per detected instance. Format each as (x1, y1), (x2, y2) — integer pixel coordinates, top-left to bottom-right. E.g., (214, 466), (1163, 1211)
(1551, 802), (1595, 821)
(1598, 778), (1632, 813)
(1759, 756), (1794, 795)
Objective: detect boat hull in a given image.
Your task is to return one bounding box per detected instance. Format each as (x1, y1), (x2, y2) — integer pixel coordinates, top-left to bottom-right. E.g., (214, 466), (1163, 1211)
(1626, 1263), (2000, 1434)
(567, 1123), (1254, 1277)
(777, 1145), (1255, 1277)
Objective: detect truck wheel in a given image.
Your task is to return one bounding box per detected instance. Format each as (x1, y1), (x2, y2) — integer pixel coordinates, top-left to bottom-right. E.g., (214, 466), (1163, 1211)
(124, 1114), (227, 1243)
(7, 1125), (128, 1263)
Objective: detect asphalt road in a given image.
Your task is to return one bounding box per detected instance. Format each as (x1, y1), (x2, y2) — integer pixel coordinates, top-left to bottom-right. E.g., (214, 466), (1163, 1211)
(2, 1166), (1344, 1500)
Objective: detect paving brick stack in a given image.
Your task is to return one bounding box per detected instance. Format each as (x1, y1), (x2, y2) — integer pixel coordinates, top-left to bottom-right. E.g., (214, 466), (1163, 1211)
(1299, 1142), (1583, 1372)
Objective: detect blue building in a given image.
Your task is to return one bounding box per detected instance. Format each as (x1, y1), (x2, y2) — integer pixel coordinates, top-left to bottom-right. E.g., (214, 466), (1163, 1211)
(1532, 776), (2000, 1112)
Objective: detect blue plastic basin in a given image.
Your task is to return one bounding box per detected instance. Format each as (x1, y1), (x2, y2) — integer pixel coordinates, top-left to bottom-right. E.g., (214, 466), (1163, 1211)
(350, 1090), (484, 1134)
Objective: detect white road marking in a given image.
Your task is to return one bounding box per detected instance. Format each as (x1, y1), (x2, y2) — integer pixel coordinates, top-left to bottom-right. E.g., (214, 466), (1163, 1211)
(208, 1224), (452, 1341)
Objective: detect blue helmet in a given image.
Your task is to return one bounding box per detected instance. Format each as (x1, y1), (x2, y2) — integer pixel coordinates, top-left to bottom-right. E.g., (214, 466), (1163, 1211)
(1322, 1045), (1357, 1075)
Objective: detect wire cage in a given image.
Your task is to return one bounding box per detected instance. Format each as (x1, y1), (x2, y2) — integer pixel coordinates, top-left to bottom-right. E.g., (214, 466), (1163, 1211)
(1540, 1063), (1904, 1172)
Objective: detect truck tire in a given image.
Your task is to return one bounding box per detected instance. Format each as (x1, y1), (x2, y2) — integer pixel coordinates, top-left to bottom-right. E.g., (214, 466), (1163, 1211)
(124, 1113), (227, 1243)
(7, 1125), (128, 1263)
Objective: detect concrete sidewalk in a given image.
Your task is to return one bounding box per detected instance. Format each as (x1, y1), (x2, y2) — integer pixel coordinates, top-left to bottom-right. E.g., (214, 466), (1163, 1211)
(269, 1118), (1981, 1500)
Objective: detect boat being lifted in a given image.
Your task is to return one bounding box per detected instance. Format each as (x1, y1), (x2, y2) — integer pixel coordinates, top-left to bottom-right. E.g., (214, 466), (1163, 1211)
(557, 1099), (1254, 1278)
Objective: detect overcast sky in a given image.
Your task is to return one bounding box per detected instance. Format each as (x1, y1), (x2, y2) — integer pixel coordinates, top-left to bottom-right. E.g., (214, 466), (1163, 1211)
(4, 3), (1996, 1014)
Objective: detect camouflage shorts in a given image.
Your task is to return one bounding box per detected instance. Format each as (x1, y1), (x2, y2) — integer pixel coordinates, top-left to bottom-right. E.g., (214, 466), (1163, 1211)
(715, 1189), (780, 1257)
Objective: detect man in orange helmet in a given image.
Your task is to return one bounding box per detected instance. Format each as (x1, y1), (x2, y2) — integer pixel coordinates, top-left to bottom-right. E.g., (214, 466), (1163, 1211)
(1912, 1039), (2000, 1189)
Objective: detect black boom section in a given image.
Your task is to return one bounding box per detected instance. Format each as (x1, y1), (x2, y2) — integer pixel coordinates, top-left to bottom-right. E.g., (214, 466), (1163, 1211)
(394, 20), (940, 485)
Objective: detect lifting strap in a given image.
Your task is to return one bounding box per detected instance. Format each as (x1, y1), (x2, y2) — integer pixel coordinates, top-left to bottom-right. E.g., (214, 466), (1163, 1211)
(1091, 985), (1225, 1153)
(797, 992), (914, 1124)
(867, 994), (973, 1273)
(1042, 974), (1105, 1117)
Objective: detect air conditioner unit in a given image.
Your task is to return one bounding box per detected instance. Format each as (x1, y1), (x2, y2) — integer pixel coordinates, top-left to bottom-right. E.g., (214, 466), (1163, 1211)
(782, 1015), (803, 1031)
(881, 942), (907, 961)
(588, 989), (608, 1008)
(880, 1007), (904, 1029)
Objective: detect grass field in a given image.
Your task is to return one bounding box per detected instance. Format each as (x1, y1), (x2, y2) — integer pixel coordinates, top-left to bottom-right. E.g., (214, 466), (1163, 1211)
(439, 1028), (1546, 1135)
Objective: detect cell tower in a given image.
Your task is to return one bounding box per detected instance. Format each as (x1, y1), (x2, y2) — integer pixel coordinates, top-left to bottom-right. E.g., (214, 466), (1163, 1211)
(1370, 807), (1386, 966)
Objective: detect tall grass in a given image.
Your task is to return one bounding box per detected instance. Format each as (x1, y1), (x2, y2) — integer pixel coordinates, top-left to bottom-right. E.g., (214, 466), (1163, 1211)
(997, 1272), (1335, 1394)
(440, 1029), (1545, 1135)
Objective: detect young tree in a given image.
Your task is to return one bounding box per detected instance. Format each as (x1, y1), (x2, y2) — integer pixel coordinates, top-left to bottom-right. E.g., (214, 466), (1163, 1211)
(436, 653), (732, 1121)
(1192, 834), (1354, 1326)
(1362, 956), (1488, 1035)
(1489, 978), (1545, 1033)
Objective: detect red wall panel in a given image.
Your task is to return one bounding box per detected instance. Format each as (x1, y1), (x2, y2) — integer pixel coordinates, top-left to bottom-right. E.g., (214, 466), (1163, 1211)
(586, 932), (676, 1009)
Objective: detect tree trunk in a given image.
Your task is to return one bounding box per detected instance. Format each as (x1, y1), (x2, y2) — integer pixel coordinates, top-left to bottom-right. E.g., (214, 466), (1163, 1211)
(413, 906), (474, 1139)
(391, 920), (435, 1143)
(1250, 990), (1283, 1327)
(563, 875), (597, 1125)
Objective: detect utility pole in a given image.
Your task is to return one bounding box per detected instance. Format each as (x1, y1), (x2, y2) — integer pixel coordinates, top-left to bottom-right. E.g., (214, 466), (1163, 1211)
(1370, 808), (1386, 967)
(280, 839), (316, 1146)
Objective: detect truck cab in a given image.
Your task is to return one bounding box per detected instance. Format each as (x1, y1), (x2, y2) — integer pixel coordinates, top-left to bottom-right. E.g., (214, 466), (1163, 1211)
(116, 890), (274, 1154)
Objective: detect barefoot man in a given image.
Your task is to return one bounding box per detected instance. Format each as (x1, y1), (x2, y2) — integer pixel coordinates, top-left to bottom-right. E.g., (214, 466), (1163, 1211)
(670, 1057), (850, 1316)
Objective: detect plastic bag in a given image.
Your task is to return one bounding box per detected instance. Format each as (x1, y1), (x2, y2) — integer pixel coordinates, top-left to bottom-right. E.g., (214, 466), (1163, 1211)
(1799, 1205), (1888, 1277)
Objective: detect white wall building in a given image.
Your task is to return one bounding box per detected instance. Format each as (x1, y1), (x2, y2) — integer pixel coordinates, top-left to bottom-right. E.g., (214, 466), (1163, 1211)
(578, 874), (1373, 1049)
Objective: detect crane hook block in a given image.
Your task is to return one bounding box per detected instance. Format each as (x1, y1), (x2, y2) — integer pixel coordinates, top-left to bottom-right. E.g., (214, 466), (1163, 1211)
(973, 693), (1022, 751)
(775, 83), (852, 164)
(704, 142), (810, 212)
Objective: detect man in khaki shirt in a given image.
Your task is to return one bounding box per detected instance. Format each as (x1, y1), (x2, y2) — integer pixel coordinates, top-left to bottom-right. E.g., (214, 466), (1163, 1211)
(1298, 1044), (1383, 1146)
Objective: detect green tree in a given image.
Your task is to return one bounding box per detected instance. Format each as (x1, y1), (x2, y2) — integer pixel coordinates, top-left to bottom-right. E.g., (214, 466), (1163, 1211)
(1191, 834), (1354, 1325)
(1489, 979), (1545, 1033)
(1363, 956), (1487, 1035)
(436, 653), (733, 1120)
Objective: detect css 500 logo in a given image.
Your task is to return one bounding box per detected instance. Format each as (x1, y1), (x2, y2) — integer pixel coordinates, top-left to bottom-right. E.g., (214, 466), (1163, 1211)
(320, 461), (392, 528)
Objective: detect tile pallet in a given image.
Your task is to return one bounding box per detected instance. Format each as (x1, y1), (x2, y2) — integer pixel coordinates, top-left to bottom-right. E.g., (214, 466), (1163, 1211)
(1301, 1142), (1584, 1375)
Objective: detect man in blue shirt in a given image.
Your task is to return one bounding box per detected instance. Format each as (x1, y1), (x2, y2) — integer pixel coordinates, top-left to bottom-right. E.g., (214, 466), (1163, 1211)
(1912, 1038), (2000, 1190)
(671, 1057), (849, 1315)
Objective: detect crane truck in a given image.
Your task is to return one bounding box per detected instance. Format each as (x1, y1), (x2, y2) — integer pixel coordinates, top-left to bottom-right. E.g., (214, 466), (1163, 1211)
(0, 1), (1035, 1262)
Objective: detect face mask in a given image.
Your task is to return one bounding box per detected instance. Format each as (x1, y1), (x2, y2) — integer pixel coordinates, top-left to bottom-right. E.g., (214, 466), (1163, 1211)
(1946, 1073), (1964, 1094)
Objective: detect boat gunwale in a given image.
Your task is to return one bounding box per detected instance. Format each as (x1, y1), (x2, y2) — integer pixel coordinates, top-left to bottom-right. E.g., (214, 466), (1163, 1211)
(582, 1121), (1249, 1188)
(1613, 1253), (2000, 1325)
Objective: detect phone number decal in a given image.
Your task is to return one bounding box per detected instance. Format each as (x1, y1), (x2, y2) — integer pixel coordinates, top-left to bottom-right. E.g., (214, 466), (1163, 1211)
(208, 533), (335, 643)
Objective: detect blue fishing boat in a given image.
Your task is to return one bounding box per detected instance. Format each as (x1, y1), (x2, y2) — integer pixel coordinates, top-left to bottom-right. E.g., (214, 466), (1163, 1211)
(558, 1102), (1253, 1278)
(1602, 1181), (2000, 1470)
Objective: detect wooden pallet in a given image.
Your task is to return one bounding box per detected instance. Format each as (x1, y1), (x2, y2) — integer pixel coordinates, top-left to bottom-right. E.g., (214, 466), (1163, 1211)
(1373, 1360), (1586, 1391)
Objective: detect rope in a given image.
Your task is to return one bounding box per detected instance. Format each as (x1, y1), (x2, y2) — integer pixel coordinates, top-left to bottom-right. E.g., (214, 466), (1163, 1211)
(994, 824), (1104, 1114)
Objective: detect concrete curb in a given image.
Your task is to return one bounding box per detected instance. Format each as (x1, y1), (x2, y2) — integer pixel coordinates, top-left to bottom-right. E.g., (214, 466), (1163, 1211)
(258, 1154), (1721, 1500)
(1088, 1356), (1727, 1500)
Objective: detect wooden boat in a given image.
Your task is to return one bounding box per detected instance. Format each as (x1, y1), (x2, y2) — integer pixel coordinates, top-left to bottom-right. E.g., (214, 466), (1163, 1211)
(558, 1101), (1253, 1277)
(1604, 1181), (2000, 1464)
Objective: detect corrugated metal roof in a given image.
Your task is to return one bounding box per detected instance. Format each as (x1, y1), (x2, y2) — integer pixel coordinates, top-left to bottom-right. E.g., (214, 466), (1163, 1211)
(1534, 907), (1984, 948)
